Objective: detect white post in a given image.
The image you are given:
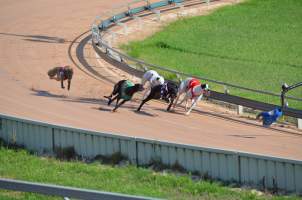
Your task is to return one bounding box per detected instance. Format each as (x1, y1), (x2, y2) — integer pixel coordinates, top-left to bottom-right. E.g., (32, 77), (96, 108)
(237, 105), (243, 115)
(224, 85), (229, 94)
(298, 118), (302, 130)
(91, 24), (100, 44)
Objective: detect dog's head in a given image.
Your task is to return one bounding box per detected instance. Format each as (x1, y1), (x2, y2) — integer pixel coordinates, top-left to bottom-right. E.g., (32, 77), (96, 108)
(155, 76), (165, 85)
(201, 84), (210, 96)
(47, 67), (58, 78)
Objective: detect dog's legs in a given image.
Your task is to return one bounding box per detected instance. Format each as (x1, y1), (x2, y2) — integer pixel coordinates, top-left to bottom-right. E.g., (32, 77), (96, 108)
(141, 77), (147, 88)
(137, 88), (155, 111)
(167, 98), (174, 111)
(172, 92), (181, 109)
(112, 97), (121, 111)
(61, 78), (65, 89)
(113, 99), (127, 112)
(137, 97), (151, 111)
(142, 84), (151, 100)
(178, 92), (190, 111)
(173, 82), (186, 109)
(115, 97), (121, 108)
(177, 93), (188, 107)
(185, 94), (203, 115)
(67, 79), (71, 90)
(185, 99), (189, 111)
(173, 88), (185, 109)
(108, 95), (118, 106)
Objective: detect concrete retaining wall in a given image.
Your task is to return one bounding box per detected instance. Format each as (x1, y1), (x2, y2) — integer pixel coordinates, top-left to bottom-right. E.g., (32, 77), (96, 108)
(0, 113), (301, 194)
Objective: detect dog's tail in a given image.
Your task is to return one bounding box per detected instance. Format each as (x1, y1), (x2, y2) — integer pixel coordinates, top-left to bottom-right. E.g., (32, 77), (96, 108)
(104, 95), (111, 99)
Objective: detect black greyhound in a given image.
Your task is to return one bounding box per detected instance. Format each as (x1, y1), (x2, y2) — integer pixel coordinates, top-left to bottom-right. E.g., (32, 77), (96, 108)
(137, 81), (178, 112)
(104, 80), (143, 112)
(48, 66), (73, 90)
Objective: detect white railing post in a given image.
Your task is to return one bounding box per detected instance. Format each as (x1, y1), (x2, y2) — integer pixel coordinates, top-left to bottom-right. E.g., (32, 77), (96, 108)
(237, 105), (243, 115)
(91, 24), (100, 44)
(224, 85), (229, 94)
(298, 118), (302, 130)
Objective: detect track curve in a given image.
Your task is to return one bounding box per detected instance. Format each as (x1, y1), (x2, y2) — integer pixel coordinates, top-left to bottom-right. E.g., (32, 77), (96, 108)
(0, 0), (301, 160)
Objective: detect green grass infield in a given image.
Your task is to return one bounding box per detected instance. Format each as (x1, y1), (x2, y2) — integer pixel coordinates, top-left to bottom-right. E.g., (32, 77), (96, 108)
(123, 0), (302, 109)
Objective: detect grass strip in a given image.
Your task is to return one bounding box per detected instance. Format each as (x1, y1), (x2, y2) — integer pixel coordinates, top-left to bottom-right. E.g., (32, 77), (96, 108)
(0, 146), (301, 199)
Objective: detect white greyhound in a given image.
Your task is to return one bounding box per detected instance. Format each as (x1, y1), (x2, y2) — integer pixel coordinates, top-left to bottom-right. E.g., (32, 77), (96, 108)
(141, 70), (164, 99)
(173, 77), (209, 115)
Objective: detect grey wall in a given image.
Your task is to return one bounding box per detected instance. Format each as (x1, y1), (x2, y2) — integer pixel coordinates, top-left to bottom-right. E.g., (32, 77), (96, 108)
(0, 113), (301, 194)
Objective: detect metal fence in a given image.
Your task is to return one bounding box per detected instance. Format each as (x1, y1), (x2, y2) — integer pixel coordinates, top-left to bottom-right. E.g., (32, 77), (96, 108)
(0, 178), (159, 200)
(1, 113), (302, 194)
(91, 0), (302, 115)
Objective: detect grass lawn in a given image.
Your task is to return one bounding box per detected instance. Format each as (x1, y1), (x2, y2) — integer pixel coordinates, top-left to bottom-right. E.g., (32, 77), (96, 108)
(123, 0), (302, 109)
(0, 147), (301, 200)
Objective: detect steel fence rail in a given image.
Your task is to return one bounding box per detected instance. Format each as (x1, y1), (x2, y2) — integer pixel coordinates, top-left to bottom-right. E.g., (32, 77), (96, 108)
(99, 41), (302, 102)
(0, 178), (160, 200)
(93, 40), (302, 119)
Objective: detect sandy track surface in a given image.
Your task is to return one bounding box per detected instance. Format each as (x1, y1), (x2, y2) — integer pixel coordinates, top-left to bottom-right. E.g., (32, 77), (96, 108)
(0, 0), (301, 160)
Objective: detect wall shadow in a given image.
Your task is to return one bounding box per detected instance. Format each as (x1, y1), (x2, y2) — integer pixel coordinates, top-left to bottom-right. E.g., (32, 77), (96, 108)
(0, 32), (70, 44)
(31, 89), (140, 111)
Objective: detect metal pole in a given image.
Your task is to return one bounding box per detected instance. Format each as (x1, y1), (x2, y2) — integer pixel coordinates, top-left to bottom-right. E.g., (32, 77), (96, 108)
(281, 82), (302, 107)
(0, 178), (161, 200)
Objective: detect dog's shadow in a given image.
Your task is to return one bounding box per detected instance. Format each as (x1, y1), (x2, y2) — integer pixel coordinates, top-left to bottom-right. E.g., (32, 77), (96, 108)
(31, 89), (66, 98)
(133, 110), (158, 117)
(154, 108), (184, 116)
(96, 107), (112, 112)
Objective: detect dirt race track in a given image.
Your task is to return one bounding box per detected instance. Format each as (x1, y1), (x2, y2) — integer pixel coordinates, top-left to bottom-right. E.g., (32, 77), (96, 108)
(0, 0), (301, 160)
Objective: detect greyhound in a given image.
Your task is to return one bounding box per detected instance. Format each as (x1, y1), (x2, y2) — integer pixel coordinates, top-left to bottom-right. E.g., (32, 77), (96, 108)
(137, 81), (178, 112)
(173, 78), (210, 115)
(141, 70), (165, 99)
(104, 80), (143, 112)
(48, 66), (73, 90)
